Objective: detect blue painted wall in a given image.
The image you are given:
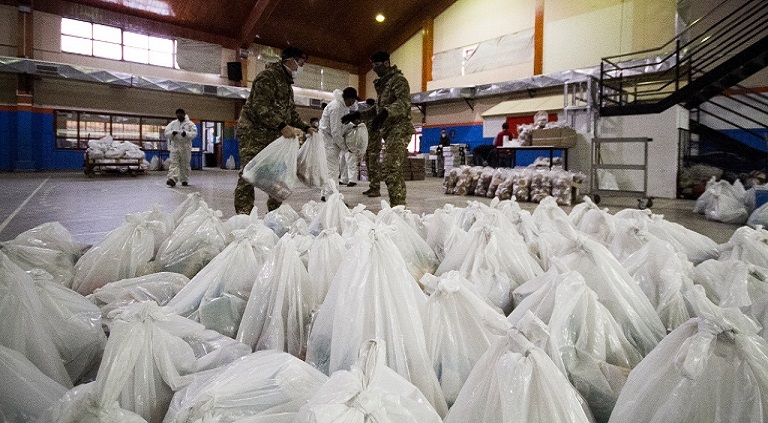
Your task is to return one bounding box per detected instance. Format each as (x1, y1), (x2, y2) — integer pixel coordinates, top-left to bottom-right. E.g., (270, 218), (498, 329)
(721, 128), (768, 152)
(0, 109), (209, 171)
(420, 123), (565, 167)
(222, 138), (240, 169)
(421, 124), (487, 154)
(0, 110), (16, 171)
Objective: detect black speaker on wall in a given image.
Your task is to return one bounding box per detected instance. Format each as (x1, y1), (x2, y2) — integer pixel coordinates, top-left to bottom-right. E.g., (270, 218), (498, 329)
(226, 61), (243, 81)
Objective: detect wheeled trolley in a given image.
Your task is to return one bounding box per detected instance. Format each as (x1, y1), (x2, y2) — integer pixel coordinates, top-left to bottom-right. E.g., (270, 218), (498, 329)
(84, 152), (145, 177)
(590, 137), (653, 209)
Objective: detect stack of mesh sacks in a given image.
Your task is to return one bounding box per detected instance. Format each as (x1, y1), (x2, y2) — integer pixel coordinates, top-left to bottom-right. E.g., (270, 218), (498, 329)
(444, 165), (585, 205)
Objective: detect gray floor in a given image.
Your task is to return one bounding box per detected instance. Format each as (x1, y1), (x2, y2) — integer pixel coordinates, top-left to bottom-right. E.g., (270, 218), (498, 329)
(0, 168), (740, 245)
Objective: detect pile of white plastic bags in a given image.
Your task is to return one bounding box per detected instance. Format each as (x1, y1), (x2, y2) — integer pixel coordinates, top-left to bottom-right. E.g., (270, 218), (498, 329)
(4, 188), (768, 423)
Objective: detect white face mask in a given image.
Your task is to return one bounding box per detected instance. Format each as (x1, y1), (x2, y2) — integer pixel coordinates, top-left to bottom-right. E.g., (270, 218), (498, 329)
(348, 102), (359, 112)
(292, 66), (303, 79)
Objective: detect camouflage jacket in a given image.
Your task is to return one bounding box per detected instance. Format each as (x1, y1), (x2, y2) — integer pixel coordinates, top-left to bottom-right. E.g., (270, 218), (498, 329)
(362, 65), (414, 137)
(238, 61), (308, 137)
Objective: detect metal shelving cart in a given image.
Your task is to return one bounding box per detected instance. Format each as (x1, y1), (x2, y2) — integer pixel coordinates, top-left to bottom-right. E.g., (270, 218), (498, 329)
(590, 137), (654, 208)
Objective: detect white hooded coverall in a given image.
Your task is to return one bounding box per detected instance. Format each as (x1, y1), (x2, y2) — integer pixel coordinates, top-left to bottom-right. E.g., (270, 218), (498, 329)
(319, 89), (352, 197)
(164, 115), (198, 184)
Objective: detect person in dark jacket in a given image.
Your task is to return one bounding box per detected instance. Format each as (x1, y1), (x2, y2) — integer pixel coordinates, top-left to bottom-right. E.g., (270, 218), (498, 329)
(439, 128), (451, 147)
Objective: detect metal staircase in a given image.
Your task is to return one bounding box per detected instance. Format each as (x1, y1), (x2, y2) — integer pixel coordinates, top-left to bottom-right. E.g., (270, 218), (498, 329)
(596, 0), (768, 195)
(598, 0), (768, 116)
(682, 84), (768, 171)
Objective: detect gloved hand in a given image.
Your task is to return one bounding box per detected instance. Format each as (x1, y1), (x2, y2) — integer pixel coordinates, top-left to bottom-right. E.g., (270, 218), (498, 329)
(172, 131), (178, 136)
(181, 131), (187, 137)
(281, 125), (297, 138)
(341, 111), (361, 124)
(371, 109), (388, 131)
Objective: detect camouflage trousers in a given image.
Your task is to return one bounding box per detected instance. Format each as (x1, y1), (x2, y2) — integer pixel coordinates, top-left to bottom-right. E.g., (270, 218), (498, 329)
(234, 127), (281, 214)
(381, 127), (410, 207)
(365, 130), (382, 191)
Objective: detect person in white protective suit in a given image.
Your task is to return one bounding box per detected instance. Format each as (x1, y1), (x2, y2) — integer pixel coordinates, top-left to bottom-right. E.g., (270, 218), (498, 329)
(164, 108), (198, 187)
(339, 117), (368, 186)
(319, 87), (359, 201)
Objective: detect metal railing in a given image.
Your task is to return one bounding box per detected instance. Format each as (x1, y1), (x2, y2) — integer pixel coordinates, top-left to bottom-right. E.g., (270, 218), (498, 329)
(599, 0), (768, 110)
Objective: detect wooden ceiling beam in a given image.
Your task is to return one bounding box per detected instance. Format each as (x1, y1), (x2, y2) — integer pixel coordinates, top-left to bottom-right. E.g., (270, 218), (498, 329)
(238, 0), (280, 48)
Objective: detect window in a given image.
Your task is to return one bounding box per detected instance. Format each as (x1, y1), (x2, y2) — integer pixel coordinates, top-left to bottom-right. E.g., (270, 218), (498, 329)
(61, 18), (177, 68)
(55, 110), (177, 151)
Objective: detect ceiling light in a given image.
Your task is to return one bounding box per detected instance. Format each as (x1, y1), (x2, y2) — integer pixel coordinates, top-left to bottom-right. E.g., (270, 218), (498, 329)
(375, 14), (385, 23)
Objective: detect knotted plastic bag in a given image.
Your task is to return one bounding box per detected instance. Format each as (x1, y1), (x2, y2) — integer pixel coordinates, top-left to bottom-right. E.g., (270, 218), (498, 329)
(243, 136), (300, 202)
(297, 132), (329, 188)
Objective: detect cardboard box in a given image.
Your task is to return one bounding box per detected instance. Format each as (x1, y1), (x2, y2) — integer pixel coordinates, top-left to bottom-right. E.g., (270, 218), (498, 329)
(531, 127), (577, 148)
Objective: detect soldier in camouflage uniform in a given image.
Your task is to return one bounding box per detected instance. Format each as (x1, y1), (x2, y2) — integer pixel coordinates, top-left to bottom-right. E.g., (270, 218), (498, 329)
(356, 51), (413, 206)
(360, 98), (382, 197)
(234, 47), (315, 214)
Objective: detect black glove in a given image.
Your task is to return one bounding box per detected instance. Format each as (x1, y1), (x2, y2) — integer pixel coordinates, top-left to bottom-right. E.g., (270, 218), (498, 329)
(371, 109), (388, 130)
(172, 131), (178, 136)
(341, 111), (361, 124)
(181, 131), (187, 137)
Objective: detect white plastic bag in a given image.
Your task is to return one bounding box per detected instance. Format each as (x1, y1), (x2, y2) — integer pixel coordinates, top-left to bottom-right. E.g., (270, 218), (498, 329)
(445, 330), (594, 423)
(309, 191), (351, 235)
(236, 234), (313, 358)
(307, 229), (347, 309)
(1, 221), (85, 287)
(225, 154), (236, 170)
(72, 213), (158, 295)
(597, 169), (620, 190)
(609, 293), (768, 423)
(748, 201), (768, 227)
(378, 203), (440, 282)
(297, 132), (329, 188)
(157, 204), (230, 278)
(693, 259), (768, 339)
(0, 253), (74, 388)
(539, 235), (666, 356)
(719, 226), (768, 268)
(509, 270), (641, 422)
(264, 203), (301, 237)
(149, 155), (161, 171)
(242, 136), (300, 202)
(422, 208), (468, 262)
(171, 192), (206, 227)
(88, 272), (189, 326)
(648, 215), (721, 264)
(0, 345), (68, 422)
(29, 269), (107, 385)
(79, 302), (250, 422)
(166, 224), (276, 338)
(42, 382), (148, 423)
(165, 350), (328, 423)
(421, 272), (509, 405)
(344, 122), (369, 155)
(437, 213), (543, 314)
(305, 224), (448, 416)
(296, 339), (443, 423)
(622, 238), (694, 332)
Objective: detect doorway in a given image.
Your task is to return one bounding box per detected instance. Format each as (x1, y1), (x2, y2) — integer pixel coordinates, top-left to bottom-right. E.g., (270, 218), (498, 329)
(201, 121), (223, 168)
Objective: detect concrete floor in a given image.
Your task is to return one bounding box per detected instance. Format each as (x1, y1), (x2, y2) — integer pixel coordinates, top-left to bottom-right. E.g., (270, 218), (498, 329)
(0, 168), (740, 246)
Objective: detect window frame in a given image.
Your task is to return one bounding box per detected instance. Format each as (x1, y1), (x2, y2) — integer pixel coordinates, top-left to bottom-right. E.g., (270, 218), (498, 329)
(54, 109), (178, 151)
(60, 17), (178, 69)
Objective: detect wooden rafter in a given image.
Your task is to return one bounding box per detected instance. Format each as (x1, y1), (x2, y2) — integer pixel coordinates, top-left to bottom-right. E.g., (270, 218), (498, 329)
(238, 0), (280, 48)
